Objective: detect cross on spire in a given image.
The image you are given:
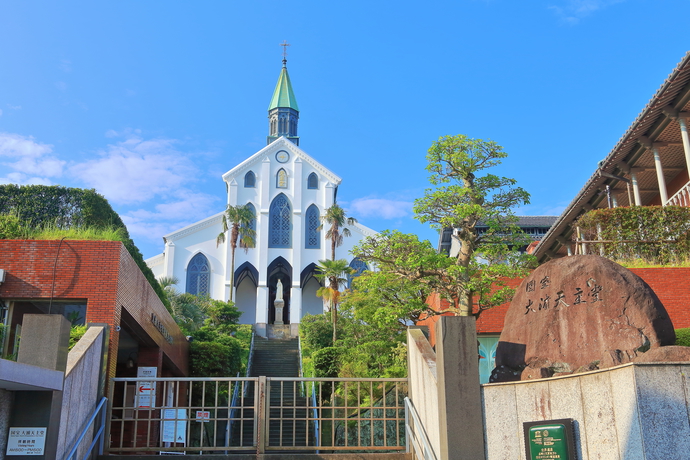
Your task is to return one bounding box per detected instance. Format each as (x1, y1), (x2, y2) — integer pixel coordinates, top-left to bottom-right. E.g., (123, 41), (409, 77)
(280, 40), (290, 67)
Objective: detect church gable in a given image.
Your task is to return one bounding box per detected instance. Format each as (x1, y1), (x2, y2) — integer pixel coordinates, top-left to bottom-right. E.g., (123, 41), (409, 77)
(221, 137), (341, 187)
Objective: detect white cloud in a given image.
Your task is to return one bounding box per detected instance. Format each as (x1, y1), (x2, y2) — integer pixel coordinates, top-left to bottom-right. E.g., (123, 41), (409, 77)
(59, 59), (72, 73)
(69, 135), (200, 205)
(55, 81), (67, 92)
(0, 132), (64, 184)
(7, 104), (21, 110)
(549, 0), (626, 23)
(349, 197), (413, 219)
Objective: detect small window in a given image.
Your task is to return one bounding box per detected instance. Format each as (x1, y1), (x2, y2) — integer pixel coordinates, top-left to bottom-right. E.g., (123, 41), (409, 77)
(305, 204), (320, 249)
(348, 257), (369, 288)
(244, 171), (256, 188)
(307, 172), (318, 189)
(187, 253), (210, 296)
(276, 169), (288, 189)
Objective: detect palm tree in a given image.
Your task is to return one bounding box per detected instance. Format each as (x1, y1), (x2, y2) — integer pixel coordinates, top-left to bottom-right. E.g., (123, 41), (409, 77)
(318, 204), (357, 260)
(216, 204), (256, 301)
(315, 259), (355, 343)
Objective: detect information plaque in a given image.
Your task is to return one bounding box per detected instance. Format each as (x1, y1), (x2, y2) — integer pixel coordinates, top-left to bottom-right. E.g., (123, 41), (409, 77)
(523, 419), (577, 460)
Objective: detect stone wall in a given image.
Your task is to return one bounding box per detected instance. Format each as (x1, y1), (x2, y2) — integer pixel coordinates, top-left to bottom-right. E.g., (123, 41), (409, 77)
(482, 363), (690, 460)
(56, 326), (105, 460)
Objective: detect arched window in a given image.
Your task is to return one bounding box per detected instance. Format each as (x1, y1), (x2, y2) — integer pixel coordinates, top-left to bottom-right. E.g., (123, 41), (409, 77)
(307, 172), (318, 189)
(305, 204), (320, 249)
(186, 253), (210, 296)
(269, 193), (292, 248)
(244, 171), (256, 188)
(276, 168), (288, 188)
(244, 203), (257, 248)
(348, 257), (369, 288)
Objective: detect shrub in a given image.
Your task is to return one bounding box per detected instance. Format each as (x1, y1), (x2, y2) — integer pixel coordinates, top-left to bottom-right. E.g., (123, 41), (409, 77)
(312, 346), (340, 378)
(675, 328), (690, 347)
(69, 325), (88, 350)
(189, 340), (243, 377)
(575, 206), (690, 265)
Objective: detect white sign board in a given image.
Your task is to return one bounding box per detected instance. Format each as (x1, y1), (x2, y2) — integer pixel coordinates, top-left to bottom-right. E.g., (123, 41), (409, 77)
(137, 367), (157, 408)
(195, 410), (210, 422)
(6, 427), (46, 456)
(162, 409), (187, 444)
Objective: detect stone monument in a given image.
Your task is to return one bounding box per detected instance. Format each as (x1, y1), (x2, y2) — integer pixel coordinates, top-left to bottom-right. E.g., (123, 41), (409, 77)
(274, 278), (284, 325)
(492, 255), (676, 382)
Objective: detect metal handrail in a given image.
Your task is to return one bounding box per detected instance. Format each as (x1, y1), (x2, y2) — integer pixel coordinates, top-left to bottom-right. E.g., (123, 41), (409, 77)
(227, 332), (255, 447)
(63, 396), (107, 460)
(404, 397), (437, 460)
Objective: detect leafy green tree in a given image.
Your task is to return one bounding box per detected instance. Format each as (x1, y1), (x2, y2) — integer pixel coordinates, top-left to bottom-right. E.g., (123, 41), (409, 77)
(315, 259), (355, 343)
(318, 204), (357, 260)
(357, 135), (533, 317)
(216, 204), (256, 301)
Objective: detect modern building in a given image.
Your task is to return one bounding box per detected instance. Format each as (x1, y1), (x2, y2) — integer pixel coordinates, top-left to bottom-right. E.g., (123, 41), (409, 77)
(146, 58), (376, 337)
(0, 239), (188, 381)
(437, 216), (557, 256)
(535, 51), (690, 263)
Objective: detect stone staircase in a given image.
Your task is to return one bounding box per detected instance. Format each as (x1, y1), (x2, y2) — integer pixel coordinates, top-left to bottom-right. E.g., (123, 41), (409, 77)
(230, 337), (311, 449)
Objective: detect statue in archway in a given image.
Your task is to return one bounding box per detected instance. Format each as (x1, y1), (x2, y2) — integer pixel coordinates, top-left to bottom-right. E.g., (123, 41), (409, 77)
(274, 277), (285, 325)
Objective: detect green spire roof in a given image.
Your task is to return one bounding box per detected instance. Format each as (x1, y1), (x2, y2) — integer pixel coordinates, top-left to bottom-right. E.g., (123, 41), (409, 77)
(268, 65), (299, 111)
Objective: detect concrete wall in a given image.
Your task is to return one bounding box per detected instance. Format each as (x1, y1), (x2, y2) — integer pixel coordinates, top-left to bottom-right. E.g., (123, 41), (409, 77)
(56, 326), (106, 460)
(0, 389), (13, 458)
(482, 362), (690, 460)
(407, 328), (441, 457)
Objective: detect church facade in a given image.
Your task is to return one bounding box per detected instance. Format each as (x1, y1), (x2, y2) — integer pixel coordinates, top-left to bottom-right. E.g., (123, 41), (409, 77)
(146, 60), (376, 337)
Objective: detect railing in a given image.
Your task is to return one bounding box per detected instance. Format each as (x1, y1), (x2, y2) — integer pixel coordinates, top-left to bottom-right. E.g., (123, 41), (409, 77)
(64, 397), (108, 460)
(667, 180), (690, 206)
(404, 397), (437, 460)
(105, 376), (407, 454)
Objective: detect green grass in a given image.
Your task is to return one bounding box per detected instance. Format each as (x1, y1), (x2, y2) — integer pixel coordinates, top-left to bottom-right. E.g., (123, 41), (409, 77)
(29, 225), (127, 242)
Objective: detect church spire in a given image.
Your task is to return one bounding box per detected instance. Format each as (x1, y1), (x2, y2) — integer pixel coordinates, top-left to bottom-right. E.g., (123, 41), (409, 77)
(267, 42), (299, 146)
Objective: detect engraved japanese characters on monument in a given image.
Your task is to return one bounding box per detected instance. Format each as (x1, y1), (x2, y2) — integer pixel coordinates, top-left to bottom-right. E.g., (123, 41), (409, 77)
(492, 255), (676, 382)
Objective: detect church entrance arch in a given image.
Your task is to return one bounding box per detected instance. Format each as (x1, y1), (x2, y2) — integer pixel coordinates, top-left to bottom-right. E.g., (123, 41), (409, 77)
(267, 257), (292, 324)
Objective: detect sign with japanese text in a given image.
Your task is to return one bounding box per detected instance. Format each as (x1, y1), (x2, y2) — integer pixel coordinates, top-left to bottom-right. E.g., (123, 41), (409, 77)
(137, 366), (157, 408)
(162, 409), (187, 443)
(195, 411), (210, 422)
(523, 419), (577, 460)
(6, 427), (46, 456)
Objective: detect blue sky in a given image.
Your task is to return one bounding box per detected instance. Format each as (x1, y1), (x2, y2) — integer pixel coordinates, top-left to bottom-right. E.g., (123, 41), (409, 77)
(1, 0), (689, 259)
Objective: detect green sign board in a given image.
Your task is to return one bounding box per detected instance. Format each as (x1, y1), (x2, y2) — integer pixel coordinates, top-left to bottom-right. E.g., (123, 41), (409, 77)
(523, 419), (577, 460)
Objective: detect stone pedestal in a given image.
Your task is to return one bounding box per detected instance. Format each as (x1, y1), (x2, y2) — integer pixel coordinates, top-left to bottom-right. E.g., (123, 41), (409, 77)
(274, 300), (284, 325)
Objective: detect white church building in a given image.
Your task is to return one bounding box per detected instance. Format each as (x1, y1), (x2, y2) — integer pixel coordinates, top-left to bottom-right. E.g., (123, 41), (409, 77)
(146, 58), (376, 337)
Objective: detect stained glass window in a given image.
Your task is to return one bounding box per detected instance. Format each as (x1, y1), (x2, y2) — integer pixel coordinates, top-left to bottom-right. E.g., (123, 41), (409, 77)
(276, 168), (288, 188)
(269, 194), (292, 248)
(244, 171), (256, 188)
(307, 172), (318, 189)
(348, 257), (368, 288)
(306, 204), (320, 249)
(244, 202), (256, 248)
(186, 253), (210, 296)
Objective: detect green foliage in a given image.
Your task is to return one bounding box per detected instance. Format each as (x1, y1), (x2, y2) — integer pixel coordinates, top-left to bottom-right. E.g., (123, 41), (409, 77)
(188, 340), (243, 377)
(318, 204), (357, 260)
(575, 206), (690, 265)
(675, 328), (690, 347)
(0, 212), (25, 239)
(300, 313), (335, 350)
(312, 346), (340, 378)
(69, 325), (88, 350)
(0, 185), (169, 309)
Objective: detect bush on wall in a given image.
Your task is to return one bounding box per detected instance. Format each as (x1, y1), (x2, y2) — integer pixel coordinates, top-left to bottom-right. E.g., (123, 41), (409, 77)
(574, 206), (690, 265)
(0, 184), (169, 309)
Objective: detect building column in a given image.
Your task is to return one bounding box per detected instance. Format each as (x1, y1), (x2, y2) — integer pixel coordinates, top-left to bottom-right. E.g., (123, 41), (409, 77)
(163, 240), (175, 278)
(679, 117), (690, 173)
(631, 170), (642, 206)
(289, 288), (302, 337)
(255, 286), (269, 337)
(653, 146), (669, 205)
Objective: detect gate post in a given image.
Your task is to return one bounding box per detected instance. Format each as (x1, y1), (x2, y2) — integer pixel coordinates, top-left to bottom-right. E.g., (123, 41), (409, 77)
(257, 376), (268, 454)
